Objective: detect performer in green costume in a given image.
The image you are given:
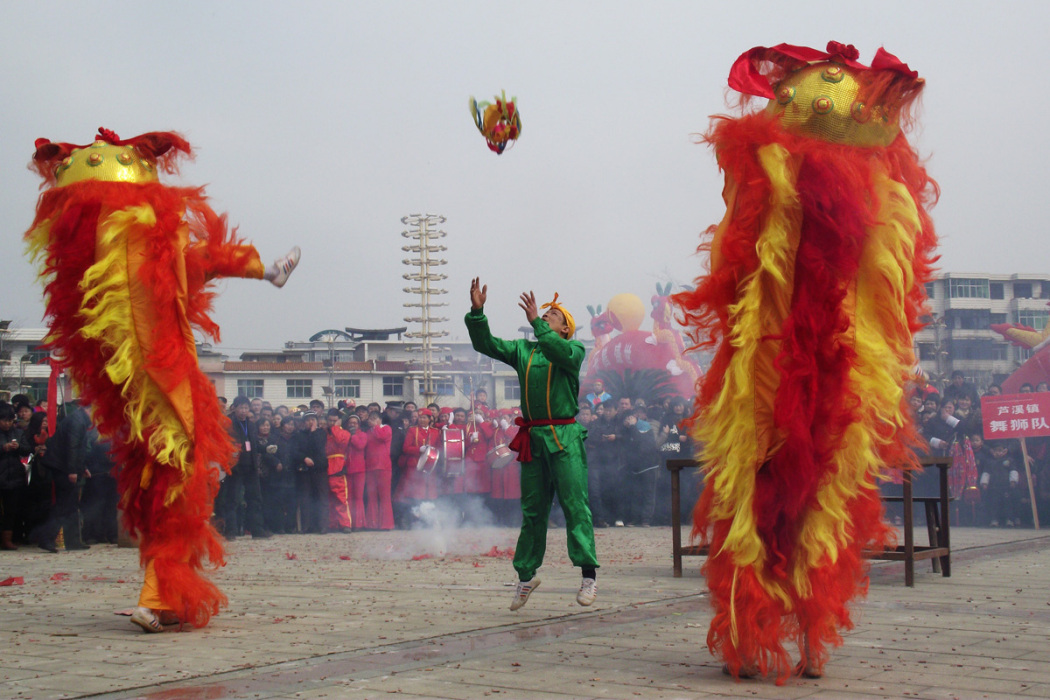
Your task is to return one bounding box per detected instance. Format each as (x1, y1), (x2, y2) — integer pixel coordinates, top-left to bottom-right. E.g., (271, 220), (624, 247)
(466, 278), (599, 610)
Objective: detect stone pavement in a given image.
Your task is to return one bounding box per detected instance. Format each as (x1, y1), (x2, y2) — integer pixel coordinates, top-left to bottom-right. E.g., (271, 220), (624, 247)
(1, 524), (1048, 699)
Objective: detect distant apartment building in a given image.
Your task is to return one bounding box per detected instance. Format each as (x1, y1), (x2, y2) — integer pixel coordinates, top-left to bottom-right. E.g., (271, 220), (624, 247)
(0, 323), (551, 409)
(0, 326), (59, 401)
(914, 273), (1050, 391)
(205, 327), (535, 410)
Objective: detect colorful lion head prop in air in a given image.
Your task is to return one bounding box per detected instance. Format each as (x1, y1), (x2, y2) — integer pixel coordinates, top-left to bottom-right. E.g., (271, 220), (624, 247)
(673, 43), (939, 681)
(469, 90), (522, 154)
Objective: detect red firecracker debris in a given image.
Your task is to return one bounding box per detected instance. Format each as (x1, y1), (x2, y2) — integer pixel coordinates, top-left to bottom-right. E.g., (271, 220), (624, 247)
(411, 554), (434, 561)
(285, 552), (298, 560)
(50, 573), (70, 581)
(481, 546), (515, 559)
(0, 577), (24, 586)
(339, 555), (352, 560)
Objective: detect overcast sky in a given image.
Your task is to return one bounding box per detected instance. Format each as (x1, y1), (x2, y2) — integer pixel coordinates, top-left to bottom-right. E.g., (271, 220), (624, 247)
(2, 1), (1047, 354)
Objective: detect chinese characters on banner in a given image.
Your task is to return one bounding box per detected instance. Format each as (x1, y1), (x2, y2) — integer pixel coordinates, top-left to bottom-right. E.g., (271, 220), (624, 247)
(981, 393), (1050, 440)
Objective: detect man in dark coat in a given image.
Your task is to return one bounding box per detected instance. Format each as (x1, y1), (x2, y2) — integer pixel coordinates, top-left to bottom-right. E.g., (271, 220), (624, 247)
(295, 412), (329, 534)
(41, 402), (92, 550)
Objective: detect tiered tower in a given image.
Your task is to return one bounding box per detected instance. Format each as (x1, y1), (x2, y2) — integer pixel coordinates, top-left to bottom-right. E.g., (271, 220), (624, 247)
(401, 214), (450, 404)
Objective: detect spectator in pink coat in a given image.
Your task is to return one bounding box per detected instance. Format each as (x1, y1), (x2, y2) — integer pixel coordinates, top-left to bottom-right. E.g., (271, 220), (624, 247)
(364, 412), (394, 529)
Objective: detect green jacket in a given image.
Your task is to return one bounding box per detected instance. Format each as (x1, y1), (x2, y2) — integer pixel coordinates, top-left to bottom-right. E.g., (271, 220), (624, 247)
(465, 308), (587, 454)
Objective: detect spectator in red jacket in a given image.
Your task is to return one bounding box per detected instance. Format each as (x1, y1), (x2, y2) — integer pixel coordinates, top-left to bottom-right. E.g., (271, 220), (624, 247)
(344, 414), (368, 530)
(364, 412), (394, 529)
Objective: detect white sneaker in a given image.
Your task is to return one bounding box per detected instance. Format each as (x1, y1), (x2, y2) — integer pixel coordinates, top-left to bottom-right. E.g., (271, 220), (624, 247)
(130, 606), (163, 633)
(266, 246), (301, 288)
(510, 578), (540, 611)
(577, 577), (597, 606)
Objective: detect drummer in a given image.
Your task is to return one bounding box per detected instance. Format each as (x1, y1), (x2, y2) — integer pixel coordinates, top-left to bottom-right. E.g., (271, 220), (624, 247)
(393, 408), (443, 527)
(490, 408), (522, 526)
(464, 406), (497, 516)
(465, 278), (599, 611)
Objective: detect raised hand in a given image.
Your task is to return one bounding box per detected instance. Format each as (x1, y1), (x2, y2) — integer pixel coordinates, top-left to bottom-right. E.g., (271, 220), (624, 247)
(518, 290), (538, 323)
(470, 277), (488, 310)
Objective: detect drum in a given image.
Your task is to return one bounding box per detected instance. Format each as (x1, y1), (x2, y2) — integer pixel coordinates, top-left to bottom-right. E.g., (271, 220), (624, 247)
(416, 446), (439, 473)
(486, 444), (514, 469)
(442, 427), (466, 476)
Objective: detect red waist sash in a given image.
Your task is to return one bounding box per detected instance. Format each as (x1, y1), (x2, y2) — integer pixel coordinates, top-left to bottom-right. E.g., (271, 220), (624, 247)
(508, 417), (576, 463)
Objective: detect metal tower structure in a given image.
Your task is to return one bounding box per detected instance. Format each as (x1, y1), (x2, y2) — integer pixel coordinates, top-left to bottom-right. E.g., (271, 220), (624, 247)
(401, 214), (449, 404)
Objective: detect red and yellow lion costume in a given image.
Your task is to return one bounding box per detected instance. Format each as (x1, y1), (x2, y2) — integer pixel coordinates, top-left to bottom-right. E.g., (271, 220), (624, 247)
(26, 128), (267, 627)
(674, 43), (939, 680)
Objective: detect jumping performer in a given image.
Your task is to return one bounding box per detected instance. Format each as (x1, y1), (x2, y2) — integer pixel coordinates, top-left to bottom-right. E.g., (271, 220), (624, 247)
(466, 278), (599, 610)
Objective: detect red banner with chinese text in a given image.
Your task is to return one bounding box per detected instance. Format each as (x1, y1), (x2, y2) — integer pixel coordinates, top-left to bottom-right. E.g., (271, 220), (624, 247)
(981, 393), (1050, 440)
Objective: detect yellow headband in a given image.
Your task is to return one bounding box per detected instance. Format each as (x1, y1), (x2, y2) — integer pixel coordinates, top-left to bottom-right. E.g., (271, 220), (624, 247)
(541, 293), (575, 339)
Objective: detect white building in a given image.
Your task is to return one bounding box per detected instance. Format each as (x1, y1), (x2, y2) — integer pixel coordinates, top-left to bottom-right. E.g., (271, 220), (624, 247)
(207, 327), (538, 410)
(0, 325), (63, 402)
(914, 272), (1050, 390)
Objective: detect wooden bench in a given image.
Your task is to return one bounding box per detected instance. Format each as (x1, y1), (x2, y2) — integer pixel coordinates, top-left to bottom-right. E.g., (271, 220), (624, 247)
(666, 455), (952, 587)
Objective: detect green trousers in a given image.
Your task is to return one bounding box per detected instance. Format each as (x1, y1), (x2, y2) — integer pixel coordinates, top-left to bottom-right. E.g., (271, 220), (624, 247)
(513, 434), (599, 581)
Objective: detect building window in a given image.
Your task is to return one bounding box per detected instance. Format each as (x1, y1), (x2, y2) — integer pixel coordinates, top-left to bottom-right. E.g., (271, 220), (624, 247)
(990, 313), (1008, 325)
(434, 379), (455, 396)
(1016, 309), (1049, 331)
(1013, 283), (1033, 299)
(25, 344), (50, 365)
(286, 379), (313, 399)
(382, 376), (403, 397)
(334, 378), (360, 398)
(990, 283), (1004, 300)
(949, 309), (990, 330)
(504, 380), (521, 401)
(952, 340), (1008, 361)
(948, 278), (989, 299)
(917, 343), (936, 361)
(237, 379), (264, 399)
(924, 282), (935, 300)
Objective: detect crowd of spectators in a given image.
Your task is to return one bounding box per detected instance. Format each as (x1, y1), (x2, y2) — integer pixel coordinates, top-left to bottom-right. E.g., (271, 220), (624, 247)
(577, 384), (697, 528)
(213, 386), (699, 538)
(912, 371), (1050, 528)
(0, 384), (703, 553)
(0, 395), (115, 553)
(9, 366), (1047, 553)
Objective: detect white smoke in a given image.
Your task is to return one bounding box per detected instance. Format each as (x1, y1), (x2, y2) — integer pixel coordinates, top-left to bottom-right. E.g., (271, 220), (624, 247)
(351, 496), (515, 561)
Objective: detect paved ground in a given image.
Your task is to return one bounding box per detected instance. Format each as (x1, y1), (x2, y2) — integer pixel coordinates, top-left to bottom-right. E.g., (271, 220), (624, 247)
(1, 523), (1048, 699)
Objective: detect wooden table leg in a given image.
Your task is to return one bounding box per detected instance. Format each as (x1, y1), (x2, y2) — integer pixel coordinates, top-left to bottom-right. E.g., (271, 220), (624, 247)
(940, 461), (951, 577)
(904, 469), (914, 587)
(926, 501), (941, 574)
(671, 463), (682, 578)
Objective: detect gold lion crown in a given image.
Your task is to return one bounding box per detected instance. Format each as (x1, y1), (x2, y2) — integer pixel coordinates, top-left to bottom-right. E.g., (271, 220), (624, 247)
(31, 128), (191, 188)
(729, 42), (924, 148)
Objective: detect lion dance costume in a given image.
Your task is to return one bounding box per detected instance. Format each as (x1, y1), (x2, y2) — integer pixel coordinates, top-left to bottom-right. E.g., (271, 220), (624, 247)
(25, 128), (291, 628)
(674, 43), (938, 680)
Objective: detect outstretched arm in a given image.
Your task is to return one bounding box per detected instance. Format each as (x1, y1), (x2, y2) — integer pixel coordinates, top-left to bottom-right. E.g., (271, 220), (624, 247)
(465, 278), (518, 365)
